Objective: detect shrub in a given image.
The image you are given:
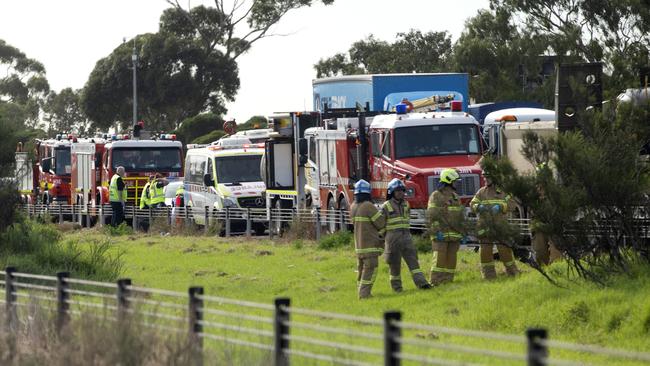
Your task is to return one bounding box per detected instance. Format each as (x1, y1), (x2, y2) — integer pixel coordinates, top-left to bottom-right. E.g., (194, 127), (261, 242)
(0, 219), (123, 281)
(318, 231), (353, 250)
(413, 233), (432, 253)
(283, 217), (316, 241)
(103, 222), (133, 236)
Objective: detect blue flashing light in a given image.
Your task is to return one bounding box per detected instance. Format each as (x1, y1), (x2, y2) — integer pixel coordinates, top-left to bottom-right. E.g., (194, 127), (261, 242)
(111, 134), (118, 141)
(395, 103), (408, 115)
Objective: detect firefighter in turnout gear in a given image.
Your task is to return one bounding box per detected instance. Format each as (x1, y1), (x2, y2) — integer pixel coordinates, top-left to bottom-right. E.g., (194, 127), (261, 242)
(531, 163), (562, 265)
(427, 169), (465, 285)
(382, 178), (431, 292)
(350, 180), (386, 299)
(470, 173), (519, 279)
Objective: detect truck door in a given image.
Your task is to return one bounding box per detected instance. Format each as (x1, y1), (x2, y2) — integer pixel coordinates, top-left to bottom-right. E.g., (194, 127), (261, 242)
(380, 130), (394, 183)
(305, 134), (320, 207)
(186, 154), (208, 223)
(264, 140), (295, 191)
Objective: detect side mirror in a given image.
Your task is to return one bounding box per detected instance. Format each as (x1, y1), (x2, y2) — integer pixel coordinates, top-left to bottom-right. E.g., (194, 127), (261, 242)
(41, 158), (51, 172)
(298, 138), (308, 167)
(203, 173), (214, 187)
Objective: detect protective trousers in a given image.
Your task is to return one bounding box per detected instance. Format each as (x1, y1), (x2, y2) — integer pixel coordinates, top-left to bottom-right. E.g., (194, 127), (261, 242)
(532, 233), (562, 265)
(357, 255), (379, 299)
(430, 241), (460, 285)
(479, 243), (519, 279)
(385, 230), (428, 292)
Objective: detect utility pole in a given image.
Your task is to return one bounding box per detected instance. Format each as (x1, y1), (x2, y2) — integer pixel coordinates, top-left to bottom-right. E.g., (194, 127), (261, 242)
(132, 37), (138, 126)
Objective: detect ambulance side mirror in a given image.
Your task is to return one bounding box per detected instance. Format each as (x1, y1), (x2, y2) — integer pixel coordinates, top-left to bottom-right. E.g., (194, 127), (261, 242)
(203, 173), (214, 187)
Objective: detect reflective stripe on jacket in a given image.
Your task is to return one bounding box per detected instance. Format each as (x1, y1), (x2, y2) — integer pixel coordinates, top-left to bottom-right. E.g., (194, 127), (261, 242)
(381, 198), (410, 232)
(351, 201), (386, 256)
(427, 186), (464, 240)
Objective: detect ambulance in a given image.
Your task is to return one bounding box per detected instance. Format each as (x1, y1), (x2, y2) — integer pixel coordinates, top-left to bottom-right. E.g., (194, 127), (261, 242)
(184, 137), (267, 234)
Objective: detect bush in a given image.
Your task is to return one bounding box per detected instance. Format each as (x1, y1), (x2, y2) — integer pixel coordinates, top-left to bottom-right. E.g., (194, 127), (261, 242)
(191, 129), (226, 144)
(283, 217), (316, 241)
(413, 233), (432, 253)
(173, 113), (224, 145)
(103, 222), (133, 236)
(318, 231), (353, 250)
(0, 219), (123, 281)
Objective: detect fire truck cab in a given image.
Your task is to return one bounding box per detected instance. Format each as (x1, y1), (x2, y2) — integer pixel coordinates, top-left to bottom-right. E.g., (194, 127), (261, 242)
(35, 136), (74, 204)
(310, 106), (485, 230)
(70, 137), (106, 207)
(99, 137), (184, 207)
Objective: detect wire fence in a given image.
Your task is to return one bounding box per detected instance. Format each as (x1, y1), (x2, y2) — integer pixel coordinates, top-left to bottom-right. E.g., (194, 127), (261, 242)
(2, 267), (649, 366)
(20, 203), (534, 239)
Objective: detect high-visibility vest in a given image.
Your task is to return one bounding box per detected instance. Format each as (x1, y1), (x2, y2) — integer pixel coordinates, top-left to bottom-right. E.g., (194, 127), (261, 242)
(149, 179), (165, 205)
(139, 182), (151, 209)
(109, 174), (127, 202)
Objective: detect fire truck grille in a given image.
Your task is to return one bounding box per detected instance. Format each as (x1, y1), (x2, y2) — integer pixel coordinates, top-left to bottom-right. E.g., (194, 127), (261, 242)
(123, 178), (148, 206)
(428, 174), (480, 198)
(237, 197), (266, 208)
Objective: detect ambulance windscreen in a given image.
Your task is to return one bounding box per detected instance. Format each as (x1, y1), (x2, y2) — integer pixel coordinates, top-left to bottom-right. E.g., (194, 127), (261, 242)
(215, 155), (262, 185)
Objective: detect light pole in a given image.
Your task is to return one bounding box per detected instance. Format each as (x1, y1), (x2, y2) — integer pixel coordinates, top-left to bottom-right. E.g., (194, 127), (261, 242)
(131, 38), (138, 127)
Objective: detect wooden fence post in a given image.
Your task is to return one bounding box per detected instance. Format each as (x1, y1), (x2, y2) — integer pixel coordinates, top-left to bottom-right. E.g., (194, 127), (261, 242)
(384, 311), (402, 366)
(4, 267), (17, 330)
(189, 286), (204, 366)
(527, 328), (548, 366)
(274, 297), (291, 366)
(56, 272), (70, 333)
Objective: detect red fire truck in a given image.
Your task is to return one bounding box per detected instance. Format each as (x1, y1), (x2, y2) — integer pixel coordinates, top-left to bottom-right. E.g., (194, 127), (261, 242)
(98, 135), (184, 207)
(264, 102), (485, 232)
(34, 135), (74, 204)
(70, 137), (106, 207)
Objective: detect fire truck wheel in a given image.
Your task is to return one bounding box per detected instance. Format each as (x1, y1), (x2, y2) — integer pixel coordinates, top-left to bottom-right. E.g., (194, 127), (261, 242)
(338, 198), (352, 231)
(325, 197), (338, 234)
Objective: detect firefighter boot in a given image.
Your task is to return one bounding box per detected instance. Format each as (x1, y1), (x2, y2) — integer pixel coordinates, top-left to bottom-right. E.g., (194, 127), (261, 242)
(441, 271), (455, 284)
(481, 263), (497, 280)
(430, 270), (446, 286)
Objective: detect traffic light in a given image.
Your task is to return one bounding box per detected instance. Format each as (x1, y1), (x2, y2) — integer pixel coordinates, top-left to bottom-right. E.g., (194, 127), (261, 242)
(555, 63), (603, 132)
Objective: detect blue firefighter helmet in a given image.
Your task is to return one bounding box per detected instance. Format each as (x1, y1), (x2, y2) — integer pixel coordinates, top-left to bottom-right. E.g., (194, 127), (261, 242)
(387, 178), (406, 195)
(354, 179), (371, 194)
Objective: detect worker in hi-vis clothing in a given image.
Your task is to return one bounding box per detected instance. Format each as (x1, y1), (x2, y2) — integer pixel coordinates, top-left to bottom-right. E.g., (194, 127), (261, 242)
(470, 172), (520, 279)
(350, 179), (386, 299)
(427, 168), (465, 285)
(382, 178), (431, 292)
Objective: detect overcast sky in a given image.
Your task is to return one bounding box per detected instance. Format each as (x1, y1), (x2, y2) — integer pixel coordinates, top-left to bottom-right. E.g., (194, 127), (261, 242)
(0, 0), (489, 125)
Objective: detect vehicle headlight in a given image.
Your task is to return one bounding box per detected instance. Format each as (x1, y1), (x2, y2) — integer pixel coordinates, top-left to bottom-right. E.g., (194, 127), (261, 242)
(223, 197), (238, 208)
(405, 187), (415, 198)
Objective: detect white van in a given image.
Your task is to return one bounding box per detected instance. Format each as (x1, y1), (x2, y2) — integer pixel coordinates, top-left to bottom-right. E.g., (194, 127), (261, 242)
(184, 139), (266, 234)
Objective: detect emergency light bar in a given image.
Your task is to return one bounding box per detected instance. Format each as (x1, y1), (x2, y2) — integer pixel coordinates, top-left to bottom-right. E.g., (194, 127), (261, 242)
(207, 143), (264, 151)
(159, 134), (177, 140)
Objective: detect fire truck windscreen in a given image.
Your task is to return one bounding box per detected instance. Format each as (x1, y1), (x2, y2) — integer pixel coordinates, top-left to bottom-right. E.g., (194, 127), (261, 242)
(394, 124), (481, 159)
(54, 147), (71, 176)
(111, 147), (182, 172)
(215, 155), (262, 185)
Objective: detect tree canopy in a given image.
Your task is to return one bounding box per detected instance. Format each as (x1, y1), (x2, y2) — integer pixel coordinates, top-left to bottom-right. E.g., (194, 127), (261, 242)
(314, 30), (453, 78)
(83, 0), (334, 132)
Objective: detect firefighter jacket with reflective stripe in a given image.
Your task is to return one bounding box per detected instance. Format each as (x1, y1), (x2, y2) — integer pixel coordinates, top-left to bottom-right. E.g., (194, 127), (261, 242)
(109, 174), (126, 203)
(351, 201), (386, 257)
(139, 182), (151, 209)
(427, 186), (464, 241)
(470, 185), (512, 215)
(381, 198), (410, 233)
(149, 180), (165, 205)
(470, 185), (514, 238)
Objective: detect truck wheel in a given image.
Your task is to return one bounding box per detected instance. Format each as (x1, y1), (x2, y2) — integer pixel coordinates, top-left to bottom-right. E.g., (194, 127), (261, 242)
(326, 197), (337, 234)
(338, 198), (352, 231)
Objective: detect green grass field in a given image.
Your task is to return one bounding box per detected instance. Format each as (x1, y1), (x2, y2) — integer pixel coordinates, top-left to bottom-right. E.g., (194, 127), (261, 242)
(61, 228), (650, 365)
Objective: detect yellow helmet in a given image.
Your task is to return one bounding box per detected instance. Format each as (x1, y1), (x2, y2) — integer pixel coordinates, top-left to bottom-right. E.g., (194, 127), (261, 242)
(439, 168), (461, 184)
